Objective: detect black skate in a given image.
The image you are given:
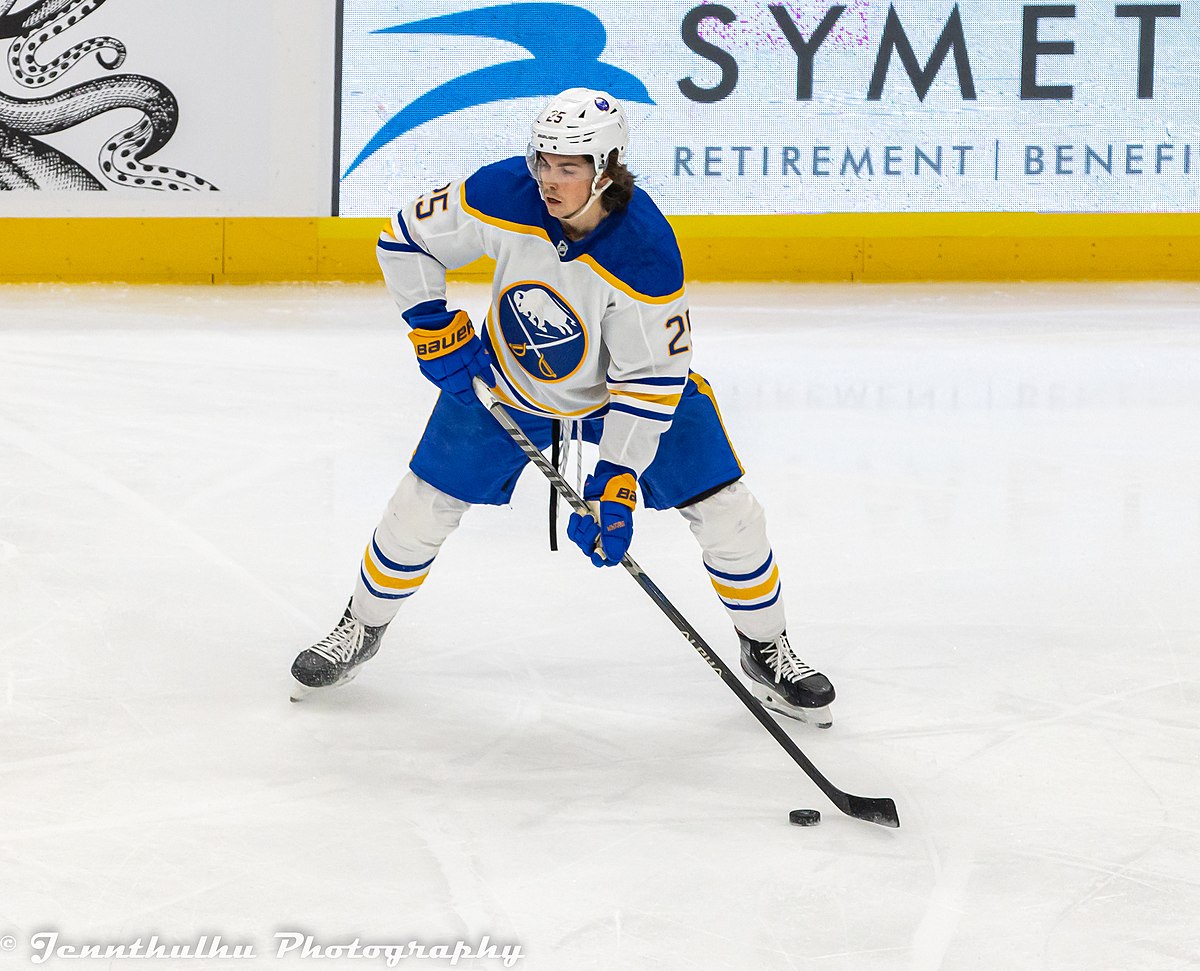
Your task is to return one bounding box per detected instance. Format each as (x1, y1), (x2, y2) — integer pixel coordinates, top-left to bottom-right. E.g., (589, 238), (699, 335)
(739, 630), (835, 728)
(290, 604), (388, 701)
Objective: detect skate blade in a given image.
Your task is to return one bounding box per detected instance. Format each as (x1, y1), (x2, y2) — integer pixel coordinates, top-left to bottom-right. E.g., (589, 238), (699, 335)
(289, 669), (359, 702)
(749, 682), (833, 729)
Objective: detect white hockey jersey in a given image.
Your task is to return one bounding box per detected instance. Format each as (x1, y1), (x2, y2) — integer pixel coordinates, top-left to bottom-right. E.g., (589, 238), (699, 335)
(377, 156), (693, 477)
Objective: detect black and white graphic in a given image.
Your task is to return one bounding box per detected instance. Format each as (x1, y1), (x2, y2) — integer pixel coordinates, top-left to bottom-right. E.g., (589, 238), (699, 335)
(0, 0), (216, 191)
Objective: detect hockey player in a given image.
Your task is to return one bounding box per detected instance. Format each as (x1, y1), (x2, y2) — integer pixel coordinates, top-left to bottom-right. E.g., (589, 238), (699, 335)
(291, 88), (835, 726)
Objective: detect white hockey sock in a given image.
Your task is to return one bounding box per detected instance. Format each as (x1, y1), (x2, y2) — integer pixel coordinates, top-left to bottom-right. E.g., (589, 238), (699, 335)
(678, 481), (786, 643)
(351, 473), (471, 628)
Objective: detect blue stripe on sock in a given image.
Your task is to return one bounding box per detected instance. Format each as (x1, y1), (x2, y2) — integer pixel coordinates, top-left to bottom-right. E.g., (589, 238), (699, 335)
(720, 587), (782, 611)
(706, 552), (773, 583)
(370, 537), (434, 574)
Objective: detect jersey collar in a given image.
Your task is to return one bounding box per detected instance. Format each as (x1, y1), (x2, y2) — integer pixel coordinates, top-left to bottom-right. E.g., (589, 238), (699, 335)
(543, 205), (625, 262)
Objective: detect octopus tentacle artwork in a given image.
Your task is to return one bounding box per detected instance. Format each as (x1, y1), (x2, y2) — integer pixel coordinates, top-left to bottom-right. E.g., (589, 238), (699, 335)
(0, 0), (217, 191)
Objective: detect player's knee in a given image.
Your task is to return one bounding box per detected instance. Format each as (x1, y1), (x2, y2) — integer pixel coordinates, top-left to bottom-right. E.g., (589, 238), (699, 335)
(679, 480), (768, 552)
(380, 472), (471, 547)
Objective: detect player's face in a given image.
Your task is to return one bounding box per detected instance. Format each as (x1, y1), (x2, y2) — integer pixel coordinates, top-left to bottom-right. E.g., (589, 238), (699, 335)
(532, 153), (595, 216)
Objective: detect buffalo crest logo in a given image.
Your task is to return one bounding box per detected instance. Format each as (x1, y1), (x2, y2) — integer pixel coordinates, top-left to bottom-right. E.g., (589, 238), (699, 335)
(498, 283), (587, 383)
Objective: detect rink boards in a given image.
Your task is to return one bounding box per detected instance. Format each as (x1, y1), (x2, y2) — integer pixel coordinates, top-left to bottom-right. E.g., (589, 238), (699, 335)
(2, 0), (1200, 282)
(2, 213), (1199, 284)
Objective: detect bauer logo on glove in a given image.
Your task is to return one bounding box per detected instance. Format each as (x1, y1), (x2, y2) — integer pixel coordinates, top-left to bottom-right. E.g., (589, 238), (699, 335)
(409, 313), (475, 360)
(402, 302), (493, 407)
(612, 485), (636, 505)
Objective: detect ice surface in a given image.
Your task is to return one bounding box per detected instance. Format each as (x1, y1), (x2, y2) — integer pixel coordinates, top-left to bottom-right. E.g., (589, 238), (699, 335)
(1, 281), (1198, 970)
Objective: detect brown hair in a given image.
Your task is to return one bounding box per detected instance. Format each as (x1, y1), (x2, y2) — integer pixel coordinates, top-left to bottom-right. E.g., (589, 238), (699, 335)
(600, 151), (636, 212)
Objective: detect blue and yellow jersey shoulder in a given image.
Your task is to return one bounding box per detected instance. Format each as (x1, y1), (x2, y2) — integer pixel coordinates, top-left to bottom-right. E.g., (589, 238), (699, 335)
(461, 156), (548, 237)
(583, 189), (685, 303)
(462, 157), (685, 304)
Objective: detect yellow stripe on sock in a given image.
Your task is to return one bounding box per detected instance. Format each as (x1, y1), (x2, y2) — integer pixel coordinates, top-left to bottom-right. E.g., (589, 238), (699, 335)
(362, 548), (429, 591)
(709, 565), (780, 602)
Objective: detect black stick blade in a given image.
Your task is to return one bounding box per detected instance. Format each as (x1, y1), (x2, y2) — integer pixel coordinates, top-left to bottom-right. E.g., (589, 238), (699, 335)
(842, 795), (900, 828)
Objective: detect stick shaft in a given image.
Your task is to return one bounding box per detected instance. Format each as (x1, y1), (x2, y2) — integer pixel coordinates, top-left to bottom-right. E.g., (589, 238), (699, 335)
(472, 380), (899, 827)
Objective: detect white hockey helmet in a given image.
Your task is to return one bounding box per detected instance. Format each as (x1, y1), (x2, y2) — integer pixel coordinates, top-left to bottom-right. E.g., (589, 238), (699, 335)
(527, 88), (628, 184)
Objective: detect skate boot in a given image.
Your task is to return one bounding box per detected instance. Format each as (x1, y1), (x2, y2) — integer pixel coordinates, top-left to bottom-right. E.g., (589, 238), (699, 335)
(290, 603), (388, 701)
(739, 630), (835, 728)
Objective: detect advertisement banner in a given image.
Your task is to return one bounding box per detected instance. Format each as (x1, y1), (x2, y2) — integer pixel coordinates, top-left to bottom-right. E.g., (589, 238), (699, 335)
(337, 0), (1200, 217)
(0, 0), (336, 217)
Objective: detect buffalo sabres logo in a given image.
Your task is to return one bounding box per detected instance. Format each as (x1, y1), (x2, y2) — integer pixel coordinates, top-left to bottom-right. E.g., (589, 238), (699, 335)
(497, 283), (587, 383)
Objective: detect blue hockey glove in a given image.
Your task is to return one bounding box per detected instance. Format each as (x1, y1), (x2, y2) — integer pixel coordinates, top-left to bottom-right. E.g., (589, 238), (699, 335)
(567, 461), (637, 567)
(405, 300), (492, 406)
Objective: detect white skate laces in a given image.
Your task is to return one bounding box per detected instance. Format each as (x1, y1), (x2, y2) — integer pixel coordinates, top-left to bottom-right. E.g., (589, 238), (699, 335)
(762, 634), (818, 684)
(309, 616), (365, 664)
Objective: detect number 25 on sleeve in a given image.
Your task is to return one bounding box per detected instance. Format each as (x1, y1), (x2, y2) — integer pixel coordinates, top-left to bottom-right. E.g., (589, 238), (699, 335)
(666, 311), (691, 356)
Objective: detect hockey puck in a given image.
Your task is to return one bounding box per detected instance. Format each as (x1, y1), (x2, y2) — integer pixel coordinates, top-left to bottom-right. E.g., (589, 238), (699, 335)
(789, 809), (821, 827)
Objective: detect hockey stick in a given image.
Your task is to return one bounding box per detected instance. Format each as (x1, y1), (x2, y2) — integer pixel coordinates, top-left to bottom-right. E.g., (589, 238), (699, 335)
(473, 379), (900, 828)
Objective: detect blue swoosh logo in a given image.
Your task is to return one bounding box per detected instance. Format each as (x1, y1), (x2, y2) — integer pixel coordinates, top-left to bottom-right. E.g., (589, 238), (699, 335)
(342, 3), (655, 180)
